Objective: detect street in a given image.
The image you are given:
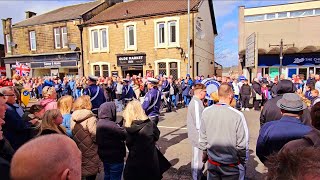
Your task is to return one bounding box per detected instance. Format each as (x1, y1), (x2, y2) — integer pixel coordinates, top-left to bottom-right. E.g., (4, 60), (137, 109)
(158, 108), (267, 180)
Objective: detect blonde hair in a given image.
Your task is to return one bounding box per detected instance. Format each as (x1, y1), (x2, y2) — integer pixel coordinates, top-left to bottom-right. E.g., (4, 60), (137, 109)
(58, 95), (73, 115)
(72, 95), (92, 111)
(39, 109), (65, 135)
(123, 100), (148, 127)
(42, 86), (56, 99)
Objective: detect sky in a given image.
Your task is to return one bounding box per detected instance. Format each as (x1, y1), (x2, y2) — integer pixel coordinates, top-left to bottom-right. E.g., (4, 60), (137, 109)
(0, 0), (305, 67)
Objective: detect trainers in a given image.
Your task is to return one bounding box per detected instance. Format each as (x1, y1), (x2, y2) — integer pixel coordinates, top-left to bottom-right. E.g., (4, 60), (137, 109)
(245, 108), (250, 111)
(241, 108), (245, 111)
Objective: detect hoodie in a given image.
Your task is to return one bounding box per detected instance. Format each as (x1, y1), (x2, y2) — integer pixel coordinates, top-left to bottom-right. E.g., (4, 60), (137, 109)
(260, 80), (311, 127)
(96, 102), (126, 163)
(281, 128), (320, 153)
(39, 98), (57, 111)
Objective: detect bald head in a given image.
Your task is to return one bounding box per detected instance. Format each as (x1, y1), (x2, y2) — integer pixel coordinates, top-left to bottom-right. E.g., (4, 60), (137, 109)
(11, 134), (81, 180)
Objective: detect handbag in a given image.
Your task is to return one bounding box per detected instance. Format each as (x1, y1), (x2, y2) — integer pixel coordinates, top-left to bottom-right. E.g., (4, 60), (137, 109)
(252, 88), (262, 100)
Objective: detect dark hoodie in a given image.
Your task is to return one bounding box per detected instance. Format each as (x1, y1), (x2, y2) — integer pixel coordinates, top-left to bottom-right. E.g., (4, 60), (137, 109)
(124, 119), (164, 180)
(260, 80), (311, 127)
(96, 102), (126, 163)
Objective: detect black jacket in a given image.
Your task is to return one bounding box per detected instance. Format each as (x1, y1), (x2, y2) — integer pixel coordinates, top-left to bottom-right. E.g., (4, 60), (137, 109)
(124, 119), (170, 180)
(252, 81), (262, 96)
(260, 80), (310, 127)
(0, 138), (14, 180)
(97, 102), (126, 163)
(240, 84), (251, 96)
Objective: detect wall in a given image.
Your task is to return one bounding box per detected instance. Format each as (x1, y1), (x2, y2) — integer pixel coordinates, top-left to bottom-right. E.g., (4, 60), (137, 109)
(82, 13), (194, 78)
(194, 0), (215, 77)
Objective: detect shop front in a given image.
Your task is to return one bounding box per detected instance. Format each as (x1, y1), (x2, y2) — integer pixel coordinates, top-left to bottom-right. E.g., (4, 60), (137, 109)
(117, 53), (146, 77)
(4, 52), (79, 78)
(258, 53), (320, 80)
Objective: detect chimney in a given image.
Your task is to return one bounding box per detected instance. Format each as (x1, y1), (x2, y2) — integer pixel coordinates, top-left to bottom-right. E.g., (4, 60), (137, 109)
(25, 11), (37, 19)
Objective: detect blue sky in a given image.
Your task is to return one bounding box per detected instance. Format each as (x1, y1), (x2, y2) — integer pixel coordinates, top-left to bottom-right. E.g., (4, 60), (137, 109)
(0, 0), (304, 67)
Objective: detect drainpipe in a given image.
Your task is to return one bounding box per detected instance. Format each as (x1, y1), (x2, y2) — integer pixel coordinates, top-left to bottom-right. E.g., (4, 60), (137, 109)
(78, 25), (85, 77)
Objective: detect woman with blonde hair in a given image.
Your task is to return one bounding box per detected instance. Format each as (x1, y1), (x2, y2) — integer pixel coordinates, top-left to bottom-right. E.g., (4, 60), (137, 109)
(40, 86), (57, 111)
(58, 95), (73, 137)
(38, 109), (66, 136)
(70, 95), (102, 180)
(123, 100), (171, 180)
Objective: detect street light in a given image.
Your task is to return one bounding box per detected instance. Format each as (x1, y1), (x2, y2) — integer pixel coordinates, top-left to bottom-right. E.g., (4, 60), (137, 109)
(187, 0), (190, 75)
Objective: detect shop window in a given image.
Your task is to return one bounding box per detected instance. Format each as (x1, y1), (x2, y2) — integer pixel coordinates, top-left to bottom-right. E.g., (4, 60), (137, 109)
(316, 68), (320, 75)
(5, 34), (11, 53)
(158, 62), (167, 76)
(29, 31), (36, 51)
(170, 62), (178, 80)
(102, 65), (109, 77)
(298, 68), (307, 80)
(94, 65), (100, 77)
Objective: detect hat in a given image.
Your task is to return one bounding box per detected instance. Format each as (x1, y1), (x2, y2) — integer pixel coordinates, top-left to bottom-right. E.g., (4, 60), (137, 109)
(88, 75), (98, 82)
(276, 93), (307, 111)
(163, 75), (168, 78)
(147, 78), (159, 84)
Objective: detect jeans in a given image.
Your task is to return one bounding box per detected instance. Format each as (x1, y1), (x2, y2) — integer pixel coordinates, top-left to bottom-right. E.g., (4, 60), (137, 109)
(183, 95), (190, 106)
(103, 162), (124, 180)
(171, 94), (177, 108)
(76, 89), (81, 99)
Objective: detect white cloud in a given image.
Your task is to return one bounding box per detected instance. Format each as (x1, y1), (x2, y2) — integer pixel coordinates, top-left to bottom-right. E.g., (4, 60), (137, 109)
(221, 21), (237, 31)
(215, 49), (238, 67)
(0, 0), (91, 44)
(213, 0), (239, 17)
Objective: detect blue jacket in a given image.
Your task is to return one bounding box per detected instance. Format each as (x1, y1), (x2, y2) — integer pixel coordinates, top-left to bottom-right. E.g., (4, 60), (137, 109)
(182, 82), (191, 96)
(161, 80), (170, 92)
(120, 85), (136, 100)
(142, 87), (161, 117)
(43, 80), (54, 87)
(37, 84), (43, 95)
(83, 84), (106, 111)
(3, 103), (31, 150)
(256, 116), (312, 163)
(61, 114), (72, 137)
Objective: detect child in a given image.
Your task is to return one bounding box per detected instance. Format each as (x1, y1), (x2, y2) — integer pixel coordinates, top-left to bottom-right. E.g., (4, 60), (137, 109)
(261, 83), (269, 108)
(305, 85), (313, 101)
(240, 79), (251, 111)
(311, 89), (320, 107)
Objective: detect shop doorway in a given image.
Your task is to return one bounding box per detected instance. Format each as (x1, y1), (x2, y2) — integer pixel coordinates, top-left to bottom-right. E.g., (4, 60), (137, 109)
(122, 66), (143, 77)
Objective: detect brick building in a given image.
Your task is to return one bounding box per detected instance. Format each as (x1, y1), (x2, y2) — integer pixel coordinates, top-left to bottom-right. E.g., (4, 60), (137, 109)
(2, 0), (121, 78)
(81, 0), (217, 78)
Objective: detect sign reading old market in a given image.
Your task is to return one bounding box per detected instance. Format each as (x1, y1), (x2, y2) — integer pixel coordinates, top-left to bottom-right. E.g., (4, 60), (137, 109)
(245, 33), (256, 68)
(117, 53), (146, 66)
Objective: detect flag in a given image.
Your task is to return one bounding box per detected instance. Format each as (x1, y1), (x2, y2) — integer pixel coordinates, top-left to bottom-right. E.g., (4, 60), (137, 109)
(15, 62), (30, 76)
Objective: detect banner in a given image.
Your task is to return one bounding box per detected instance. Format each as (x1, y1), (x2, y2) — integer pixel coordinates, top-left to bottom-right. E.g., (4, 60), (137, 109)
(14, 62), (30, 76)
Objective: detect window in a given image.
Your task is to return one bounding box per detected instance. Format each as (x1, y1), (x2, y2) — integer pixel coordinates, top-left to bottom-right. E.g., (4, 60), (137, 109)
(94, 65), (100, 76)
(169, 62), (178, 80)
(315, 9), (320, 15)
(100, 28), (108, 49)
(157, 23), (165, 45)
(102, 65), (109, 77)
(266, 13), (276, 20)
(168, 21), (177, 43)
(5, 34), (11, 53)
(29, 31), (36, 51)
(92, 30), (99, 50)
(158, 62), (167, 76)
(124, 23), (137, 50)
(278, 12), (288, 18)
(244, 15), (265, 22)
(54, 28), (61, 49)
(89, 26), (109, 52)
(290, 9), (313, 17)
(154, 18), (180, 48)
(62, 27), (68, 48)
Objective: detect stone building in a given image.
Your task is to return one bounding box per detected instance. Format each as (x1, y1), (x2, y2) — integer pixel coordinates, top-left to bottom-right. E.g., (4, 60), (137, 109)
(2, 0), (121, 77)
(81, 0), (217, 78)
(239, 1), (320, 80)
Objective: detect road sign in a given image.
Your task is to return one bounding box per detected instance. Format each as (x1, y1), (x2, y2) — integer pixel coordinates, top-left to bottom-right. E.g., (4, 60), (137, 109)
(245, 33), (256, 67)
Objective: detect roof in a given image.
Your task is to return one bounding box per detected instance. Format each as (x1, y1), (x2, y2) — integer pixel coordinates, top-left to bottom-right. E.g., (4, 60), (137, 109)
(13, 1), (102, 28)
(86, 0), (202, 24)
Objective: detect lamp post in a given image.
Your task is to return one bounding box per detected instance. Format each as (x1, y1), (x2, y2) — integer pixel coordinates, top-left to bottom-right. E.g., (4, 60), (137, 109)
(187, 0), (190, 75)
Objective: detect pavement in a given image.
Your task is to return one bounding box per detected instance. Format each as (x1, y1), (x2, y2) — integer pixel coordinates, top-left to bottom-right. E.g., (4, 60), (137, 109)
(158, 107), (267, 180)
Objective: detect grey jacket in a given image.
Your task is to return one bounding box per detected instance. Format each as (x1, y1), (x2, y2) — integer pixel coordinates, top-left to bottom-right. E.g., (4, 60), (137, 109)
(187, 96), (204, 148)
(199, 104), (249, 165)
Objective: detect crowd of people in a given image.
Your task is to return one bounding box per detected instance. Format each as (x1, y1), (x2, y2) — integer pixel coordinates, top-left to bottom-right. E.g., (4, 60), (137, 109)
(1, 72), (320, 180)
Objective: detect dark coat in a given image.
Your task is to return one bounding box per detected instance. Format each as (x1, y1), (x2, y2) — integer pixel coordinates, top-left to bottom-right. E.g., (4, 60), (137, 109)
(252, 81), (261, 96)
(0, 138), (14, 180)
(3, 103), (31, 150)
(256, 116), (312, 163)
(281, 128), (320, 153)
(97, 102), (126, 163)
(124, 119), (170, 180)
(240, 84), (251, 96)
(260, 80), (310, 127)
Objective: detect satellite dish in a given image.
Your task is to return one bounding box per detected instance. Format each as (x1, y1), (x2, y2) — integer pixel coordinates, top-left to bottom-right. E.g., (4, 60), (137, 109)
(196, 31), (205, 40)
(68, 43), (77, 51)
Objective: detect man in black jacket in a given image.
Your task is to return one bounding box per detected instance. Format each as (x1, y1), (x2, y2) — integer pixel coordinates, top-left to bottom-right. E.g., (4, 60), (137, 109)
(252, 78), (262, 111)
(260, 80), (311, 127)
(240, 79), (252, 111)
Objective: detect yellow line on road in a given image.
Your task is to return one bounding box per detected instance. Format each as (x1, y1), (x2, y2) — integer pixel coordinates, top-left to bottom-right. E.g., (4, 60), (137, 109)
(158, 126), (187, 130)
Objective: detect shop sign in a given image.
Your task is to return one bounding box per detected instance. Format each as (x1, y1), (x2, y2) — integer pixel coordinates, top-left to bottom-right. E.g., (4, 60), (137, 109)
(30, 61), (77, 68)
(117, 54), (146, 66)
(245, 33), (256, 68)
(258, 53), (320, 67)
(111, 71), (118, 77)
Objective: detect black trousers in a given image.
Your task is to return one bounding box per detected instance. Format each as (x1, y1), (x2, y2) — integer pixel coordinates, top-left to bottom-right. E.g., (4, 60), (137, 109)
(149, 116), (160, 125)
(241, 95), (250, 108)
(253, 98), (261, 110)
